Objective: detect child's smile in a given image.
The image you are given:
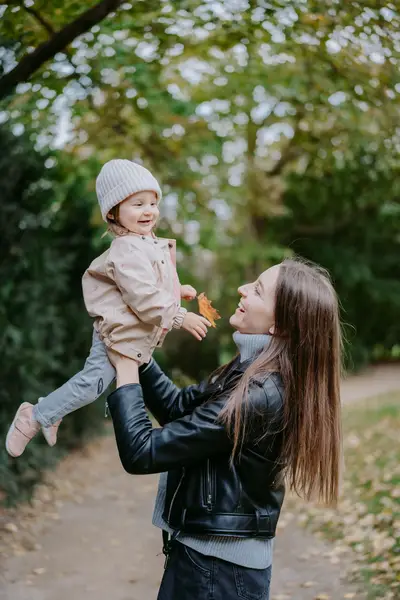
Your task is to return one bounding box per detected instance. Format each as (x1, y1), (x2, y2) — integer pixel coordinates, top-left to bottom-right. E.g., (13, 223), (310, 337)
(117, 190), (160, 236)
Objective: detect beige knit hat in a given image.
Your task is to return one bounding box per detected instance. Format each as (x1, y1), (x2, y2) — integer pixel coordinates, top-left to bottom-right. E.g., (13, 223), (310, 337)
(96, 159), (162, 222)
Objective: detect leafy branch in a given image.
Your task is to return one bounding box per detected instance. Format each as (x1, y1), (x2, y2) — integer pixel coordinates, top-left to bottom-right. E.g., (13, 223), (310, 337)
(0, 0), (123, 101)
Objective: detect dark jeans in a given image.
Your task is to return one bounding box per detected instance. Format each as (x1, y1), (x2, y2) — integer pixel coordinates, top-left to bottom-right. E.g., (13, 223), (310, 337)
(157, 541), (272, 600)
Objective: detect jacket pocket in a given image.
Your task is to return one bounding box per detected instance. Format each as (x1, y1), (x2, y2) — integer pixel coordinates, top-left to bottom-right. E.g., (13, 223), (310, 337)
(153, 255), (169, 285)
(202, 460), (215, 511)
(149, 324), (164, 352)
(167, 468), (186, 524)
(233, 564), (272, 600)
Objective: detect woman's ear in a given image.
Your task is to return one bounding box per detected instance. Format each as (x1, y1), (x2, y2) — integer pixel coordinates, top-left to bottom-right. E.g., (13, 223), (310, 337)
(268, 325), (275, 335)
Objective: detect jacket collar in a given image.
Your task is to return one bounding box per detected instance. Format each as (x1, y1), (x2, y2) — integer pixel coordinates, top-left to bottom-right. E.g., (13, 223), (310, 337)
(123, 232), (176, 250)
(237, 358), (254, 373)
(230, 355), (252, 374)
(215, 356), (251, 389)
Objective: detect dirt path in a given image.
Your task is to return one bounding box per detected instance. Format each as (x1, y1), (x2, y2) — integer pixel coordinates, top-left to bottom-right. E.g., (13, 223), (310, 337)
(1, 364), (399, 600)
(341, 363), (400, 404)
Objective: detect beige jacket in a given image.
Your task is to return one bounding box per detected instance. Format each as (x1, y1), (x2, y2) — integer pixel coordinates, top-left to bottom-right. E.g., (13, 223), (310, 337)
(82, 233), (186, 365)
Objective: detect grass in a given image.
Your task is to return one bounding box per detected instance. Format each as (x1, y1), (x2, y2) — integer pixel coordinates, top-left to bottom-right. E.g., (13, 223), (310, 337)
(296, 392), (400, 599)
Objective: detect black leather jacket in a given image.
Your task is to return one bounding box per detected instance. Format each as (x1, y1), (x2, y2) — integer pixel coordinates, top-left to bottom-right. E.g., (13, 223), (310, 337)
(107, 357), (285, 538)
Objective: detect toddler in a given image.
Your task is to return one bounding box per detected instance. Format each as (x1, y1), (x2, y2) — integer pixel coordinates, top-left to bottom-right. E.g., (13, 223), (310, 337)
(6, 159), (210, 457)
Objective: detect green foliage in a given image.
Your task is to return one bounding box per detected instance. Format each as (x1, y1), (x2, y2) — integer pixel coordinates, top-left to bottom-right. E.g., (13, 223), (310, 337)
(273, 152), (400, 367)
(0, 125), (104, 504)
(0, 1), (399, 502)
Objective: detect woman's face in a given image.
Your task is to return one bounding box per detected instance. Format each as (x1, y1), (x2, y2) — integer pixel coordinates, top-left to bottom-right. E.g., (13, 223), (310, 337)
(229, 265), (280, 334)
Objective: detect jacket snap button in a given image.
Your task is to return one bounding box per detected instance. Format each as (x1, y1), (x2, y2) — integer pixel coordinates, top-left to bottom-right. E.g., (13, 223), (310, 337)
(154, 240), (158, 244)
(141, 236), (145, 240)
(137, 353), (142, 358)
(161, 260), (165, 264)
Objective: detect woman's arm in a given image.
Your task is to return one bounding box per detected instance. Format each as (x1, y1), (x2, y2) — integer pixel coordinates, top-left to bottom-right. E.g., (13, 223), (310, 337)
(108, 351), (212, 424)
(107, 383), (238, 474)
(139, 359), (212, 425)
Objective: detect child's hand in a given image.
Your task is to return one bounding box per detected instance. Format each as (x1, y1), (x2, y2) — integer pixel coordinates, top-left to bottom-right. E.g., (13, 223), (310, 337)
(182, 312), (211, 341)
(180, 284), (197, 301)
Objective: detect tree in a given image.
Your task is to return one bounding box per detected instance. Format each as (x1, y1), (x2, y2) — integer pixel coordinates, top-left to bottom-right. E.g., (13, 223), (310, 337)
(0, 124), (103, 503)
(0, 0), (124, 100)
(275, 151), (400, 366)
(1, 0), (399, 504)
(1, 0), (399, 376)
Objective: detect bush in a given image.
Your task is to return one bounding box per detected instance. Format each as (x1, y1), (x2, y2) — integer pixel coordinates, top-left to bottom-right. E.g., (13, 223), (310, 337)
(274, 153), (400, 369)
(0, 127), (105, 505)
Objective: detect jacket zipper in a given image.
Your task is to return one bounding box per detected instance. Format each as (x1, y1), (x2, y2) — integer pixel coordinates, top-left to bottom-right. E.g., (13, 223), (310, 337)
(206, 460), (213, 511)
(104, 401), (109, 418)
(167, 468), (185, 523)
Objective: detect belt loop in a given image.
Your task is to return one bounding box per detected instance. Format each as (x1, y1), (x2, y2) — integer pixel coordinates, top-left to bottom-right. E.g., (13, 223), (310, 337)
(162, 530), (170, 559)
(162, 529), (180, 569)
(162, 530), (172, 569)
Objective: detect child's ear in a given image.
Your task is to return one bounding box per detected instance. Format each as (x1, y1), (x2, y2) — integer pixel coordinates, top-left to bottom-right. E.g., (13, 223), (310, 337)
(107, 212), (115, 221)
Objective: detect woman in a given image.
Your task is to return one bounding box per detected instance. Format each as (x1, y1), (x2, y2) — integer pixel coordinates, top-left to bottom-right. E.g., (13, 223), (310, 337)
(107, 258), (343, 600)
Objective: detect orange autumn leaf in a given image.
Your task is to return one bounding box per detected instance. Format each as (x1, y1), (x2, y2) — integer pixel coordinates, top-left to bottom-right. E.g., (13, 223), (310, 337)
(197, 292), (221, 328)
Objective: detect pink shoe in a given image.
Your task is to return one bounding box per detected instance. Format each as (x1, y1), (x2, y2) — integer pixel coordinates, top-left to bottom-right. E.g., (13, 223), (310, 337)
(41, 420), (62, 447)
(5, 403), (41, 457)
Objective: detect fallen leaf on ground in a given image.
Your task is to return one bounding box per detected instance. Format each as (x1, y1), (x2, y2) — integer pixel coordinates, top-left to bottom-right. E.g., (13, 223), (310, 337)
(298, 553), (310, 560)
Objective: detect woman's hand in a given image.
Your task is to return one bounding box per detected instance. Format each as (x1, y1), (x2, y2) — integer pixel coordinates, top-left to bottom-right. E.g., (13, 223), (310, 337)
(107, 348), (139, 388)
(180, 284), (197, 301)
(182, 312), (211, 341)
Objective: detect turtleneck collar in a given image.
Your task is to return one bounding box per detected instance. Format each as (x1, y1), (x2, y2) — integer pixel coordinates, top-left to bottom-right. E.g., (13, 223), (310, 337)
(232, 331), (270, 363)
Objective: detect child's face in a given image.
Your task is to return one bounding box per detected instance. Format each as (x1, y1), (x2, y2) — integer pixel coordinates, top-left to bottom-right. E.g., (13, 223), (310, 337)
(116, 190), (159, 236)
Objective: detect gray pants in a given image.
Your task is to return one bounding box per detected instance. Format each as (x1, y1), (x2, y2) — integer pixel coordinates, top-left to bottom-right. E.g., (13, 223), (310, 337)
(34, 329), (116, 427)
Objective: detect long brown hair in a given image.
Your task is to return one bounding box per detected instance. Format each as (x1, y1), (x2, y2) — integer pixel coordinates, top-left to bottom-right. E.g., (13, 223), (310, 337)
(220, 258), (343, 505)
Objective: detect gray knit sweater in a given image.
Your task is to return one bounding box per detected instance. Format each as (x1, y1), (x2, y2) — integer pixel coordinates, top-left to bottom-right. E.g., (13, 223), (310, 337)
(152, 332), (274, 569)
